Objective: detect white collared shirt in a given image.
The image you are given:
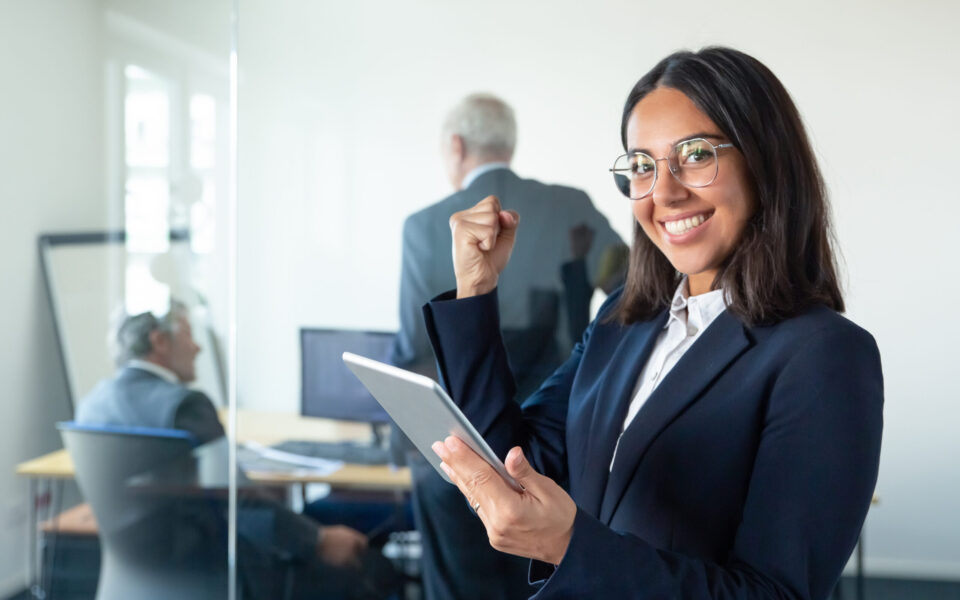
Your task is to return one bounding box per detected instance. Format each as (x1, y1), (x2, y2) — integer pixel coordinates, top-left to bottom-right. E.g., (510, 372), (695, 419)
(610, 277), (728, 470)
(461, 162), (510, 190)
(127, 359), (180, 384)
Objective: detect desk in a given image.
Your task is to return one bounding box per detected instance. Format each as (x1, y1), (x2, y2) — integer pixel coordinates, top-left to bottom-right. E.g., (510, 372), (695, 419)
(17, 410), (411, 491)
(222, 410), (411, 491)
(15, 410), (411, 598)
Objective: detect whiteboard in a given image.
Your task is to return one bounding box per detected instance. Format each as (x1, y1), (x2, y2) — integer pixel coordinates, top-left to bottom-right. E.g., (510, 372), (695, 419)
(39, 231), (226, 413)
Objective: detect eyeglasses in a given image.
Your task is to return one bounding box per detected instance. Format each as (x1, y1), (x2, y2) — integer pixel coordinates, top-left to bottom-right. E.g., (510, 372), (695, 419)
(610, 138), (735, 200)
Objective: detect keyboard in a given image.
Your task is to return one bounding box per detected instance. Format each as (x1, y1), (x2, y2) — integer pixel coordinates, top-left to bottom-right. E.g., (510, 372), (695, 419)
(270, 440), (391, 465)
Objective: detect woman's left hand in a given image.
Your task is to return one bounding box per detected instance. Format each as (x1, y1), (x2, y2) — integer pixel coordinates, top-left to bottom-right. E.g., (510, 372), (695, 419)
(431, 436), (577, 565)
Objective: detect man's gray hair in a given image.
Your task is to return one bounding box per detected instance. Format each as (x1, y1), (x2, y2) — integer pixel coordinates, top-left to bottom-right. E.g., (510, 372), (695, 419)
(442, 93), (517, 161)
(112, 299), (189, 366)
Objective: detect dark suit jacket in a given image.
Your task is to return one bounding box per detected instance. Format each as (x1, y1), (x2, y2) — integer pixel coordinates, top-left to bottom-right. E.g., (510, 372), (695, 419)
(423, 287), (883, 599)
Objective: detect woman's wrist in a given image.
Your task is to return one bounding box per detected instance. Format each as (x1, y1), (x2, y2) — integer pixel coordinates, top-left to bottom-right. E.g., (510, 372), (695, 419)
(456, 281), (496, 299)
(543, 501), (576, 565)
(546, 526), (573, 566)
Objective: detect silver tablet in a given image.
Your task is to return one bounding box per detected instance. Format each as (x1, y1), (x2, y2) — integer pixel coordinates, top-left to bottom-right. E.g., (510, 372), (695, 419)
(342, 352), (521, 492)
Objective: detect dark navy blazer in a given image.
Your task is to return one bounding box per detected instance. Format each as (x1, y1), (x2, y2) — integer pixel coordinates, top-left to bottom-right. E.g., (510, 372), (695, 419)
(423, 287), (883, 599)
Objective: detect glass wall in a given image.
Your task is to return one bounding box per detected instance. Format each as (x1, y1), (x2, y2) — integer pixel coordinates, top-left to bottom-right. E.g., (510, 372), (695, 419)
(4, 0), (235, 597)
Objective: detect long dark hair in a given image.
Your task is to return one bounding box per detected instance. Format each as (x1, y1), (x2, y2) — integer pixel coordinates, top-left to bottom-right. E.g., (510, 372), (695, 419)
(615, 47), (843, 327)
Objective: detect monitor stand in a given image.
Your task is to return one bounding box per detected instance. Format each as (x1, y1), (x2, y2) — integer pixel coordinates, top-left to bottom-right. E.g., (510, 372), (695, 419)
(370, 422), (390, 448)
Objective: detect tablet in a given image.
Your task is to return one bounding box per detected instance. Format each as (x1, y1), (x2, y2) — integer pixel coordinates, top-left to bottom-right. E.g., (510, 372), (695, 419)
(342, 352), (521, 492)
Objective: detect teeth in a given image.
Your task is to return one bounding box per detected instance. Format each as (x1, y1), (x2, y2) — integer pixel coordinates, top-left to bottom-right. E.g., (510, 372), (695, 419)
(665, 214), (707, 235)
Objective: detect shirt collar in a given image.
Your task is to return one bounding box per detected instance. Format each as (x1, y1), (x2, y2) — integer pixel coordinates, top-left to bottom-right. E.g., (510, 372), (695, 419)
(461, 162), (510, 190)
(127, 359), (180, 384)
(666, 276), (728, 330)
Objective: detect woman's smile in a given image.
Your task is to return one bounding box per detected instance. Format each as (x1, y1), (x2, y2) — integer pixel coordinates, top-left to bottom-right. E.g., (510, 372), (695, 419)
(658, 209), (714, 240)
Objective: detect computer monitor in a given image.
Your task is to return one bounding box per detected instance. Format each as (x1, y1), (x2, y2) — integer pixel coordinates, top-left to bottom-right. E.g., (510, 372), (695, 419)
(300, 328), (395, 424)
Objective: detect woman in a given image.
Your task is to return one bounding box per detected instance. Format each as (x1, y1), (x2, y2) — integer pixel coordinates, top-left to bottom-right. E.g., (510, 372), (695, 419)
(427, 47), (882, 599)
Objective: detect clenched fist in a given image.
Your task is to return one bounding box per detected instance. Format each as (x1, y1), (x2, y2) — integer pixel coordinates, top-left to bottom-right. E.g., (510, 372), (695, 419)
(449, 195), (520, 298)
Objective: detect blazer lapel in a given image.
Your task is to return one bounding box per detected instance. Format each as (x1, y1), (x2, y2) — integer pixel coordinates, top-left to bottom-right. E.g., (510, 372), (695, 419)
(576, 310), (668, 519)
(598, 310), (752, 523)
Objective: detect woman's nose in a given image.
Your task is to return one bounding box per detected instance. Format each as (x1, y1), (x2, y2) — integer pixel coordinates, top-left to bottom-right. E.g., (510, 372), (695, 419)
(651, 163), (688, 207)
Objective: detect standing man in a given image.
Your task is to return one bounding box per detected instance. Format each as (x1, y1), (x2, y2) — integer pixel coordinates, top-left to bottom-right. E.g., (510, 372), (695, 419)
(392, 93), (625, 599)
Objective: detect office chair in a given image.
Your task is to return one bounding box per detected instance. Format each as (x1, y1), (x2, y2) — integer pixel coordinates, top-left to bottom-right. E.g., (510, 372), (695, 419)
(58, 422), (228, 600)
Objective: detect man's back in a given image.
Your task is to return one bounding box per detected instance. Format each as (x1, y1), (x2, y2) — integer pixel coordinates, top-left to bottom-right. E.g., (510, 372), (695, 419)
(77, 366), (224, 444)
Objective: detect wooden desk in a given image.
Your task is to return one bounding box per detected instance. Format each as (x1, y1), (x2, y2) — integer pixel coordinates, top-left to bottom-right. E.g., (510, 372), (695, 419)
(16, 450), (75, 480)
(224, 410), (412, 491)
(223, 408), (374, 445)
(16, 410), (411, 491)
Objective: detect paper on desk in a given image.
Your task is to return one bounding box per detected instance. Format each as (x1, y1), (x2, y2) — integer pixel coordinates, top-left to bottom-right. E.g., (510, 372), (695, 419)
(239, 441), (344, 476)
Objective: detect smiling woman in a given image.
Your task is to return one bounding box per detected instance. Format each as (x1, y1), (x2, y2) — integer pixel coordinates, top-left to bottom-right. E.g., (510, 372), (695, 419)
(429, 46), (883, 600)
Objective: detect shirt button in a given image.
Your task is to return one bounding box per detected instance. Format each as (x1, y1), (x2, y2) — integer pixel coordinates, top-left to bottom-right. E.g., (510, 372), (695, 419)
(687, 326), (698, 336)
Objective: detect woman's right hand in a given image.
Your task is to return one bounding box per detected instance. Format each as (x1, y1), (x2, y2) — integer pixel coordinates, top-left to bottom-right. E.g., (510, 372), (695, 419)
(449, 195), (520, 298)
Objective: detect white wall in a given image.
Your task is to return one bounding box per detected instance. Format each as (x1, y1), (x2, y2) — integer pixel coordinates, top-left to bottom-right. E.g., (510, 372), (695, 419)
(0, 0), (107, 593)
(238, 0), (960, 580)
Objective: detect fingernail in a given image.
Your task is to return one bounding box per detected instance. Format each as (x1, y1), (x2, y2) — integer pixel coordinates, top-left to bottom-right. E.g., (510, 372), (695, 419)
(431, 441), (444, 456)
(445, 436), (459, 451)
(439, 462), (452, 477)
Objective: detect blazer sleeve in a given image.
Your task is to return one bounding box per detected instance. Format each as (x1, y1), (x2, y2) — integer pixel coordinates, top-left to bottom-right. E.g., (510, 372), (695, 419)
(423, 288), (602, 485)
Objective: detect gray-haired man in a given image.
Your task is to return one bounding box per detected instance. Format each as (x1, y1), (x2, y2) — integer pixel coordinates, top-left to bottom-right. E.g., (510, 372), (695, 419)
(394, 93), (625, 390)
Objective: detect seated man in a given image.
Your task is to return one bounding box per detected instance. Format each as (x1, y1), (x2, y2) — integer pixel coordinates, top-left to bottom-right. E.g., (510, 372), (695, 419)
(77, 299), (397, 600)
